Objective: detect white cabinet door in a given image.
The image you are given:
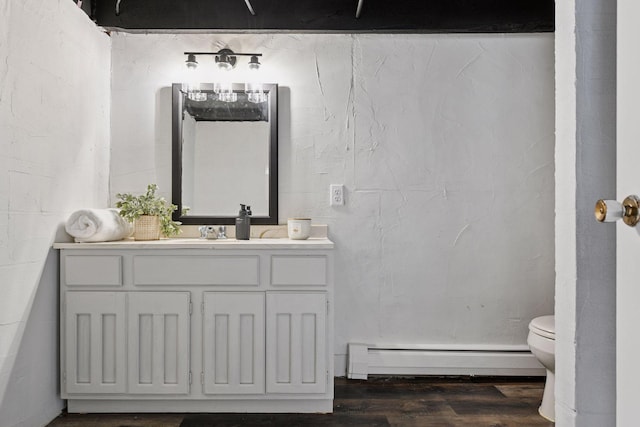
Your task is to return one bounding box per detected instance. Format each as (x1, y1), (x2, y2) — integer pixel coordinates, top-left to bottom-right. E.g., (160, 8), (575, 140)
(64, 292), (126, 394)
(266, 292), (327, 394)
(127, 292), (191, 394)
(203, 292), (265, 394)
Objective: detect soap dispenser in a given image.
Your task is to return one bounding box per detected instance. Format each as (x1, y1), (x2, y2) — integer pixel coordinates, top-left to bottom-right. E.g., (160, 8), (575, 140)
(235, 204), (251, 240)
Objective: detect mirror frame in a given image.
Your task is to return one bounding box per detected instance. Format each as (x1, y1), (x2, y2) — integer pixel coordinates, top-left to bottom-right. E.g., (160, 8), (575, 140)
(171, 83), (278, 225)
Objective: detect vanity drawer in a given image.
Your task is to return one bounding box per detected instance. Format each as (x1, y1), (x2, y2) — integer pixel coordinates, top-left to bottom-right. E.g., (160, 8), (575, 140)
(271, 255), (327, 286)
(64, 255), (123, 286)
(133, 255), (260, 286)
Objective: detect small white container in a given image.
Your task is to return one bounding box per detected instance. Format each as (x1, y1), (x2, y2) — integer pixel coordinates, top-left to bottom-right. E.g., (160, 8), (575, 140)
(288, 218), (312, 240)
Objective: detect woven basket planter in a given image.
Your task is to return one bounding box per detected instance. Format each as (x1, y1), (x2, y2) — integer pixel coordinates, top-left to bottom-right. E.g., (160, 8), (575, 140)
(134, 215), (161, 241)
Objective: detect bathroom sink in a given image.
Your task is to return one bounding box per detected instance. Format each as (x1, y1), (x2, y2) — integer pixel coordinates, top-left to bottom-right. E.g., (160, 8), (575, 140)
(163, 238), (240, 243)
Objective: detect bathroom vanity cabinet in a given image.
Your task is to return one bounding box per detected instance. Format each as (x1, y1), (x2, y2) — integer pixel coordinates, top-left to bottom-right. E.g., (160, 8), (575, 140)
(53, 238), (334, 413)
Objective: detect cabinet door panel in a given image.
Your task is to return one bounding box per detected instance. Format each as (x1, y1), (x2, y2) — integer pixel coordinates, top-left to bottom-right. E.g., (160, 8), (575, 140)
(203, 292), (265, 394)
(266, 293), (327, 394)
(127, 292), (190, 394)
(65, 292), (126, 394)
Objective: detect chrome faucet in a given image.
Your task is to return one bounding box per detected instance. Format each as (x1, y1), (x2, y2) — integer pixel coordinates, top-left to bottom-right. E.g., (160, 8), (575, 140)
(199, 225), (218, 240)
(198, 225), (226, 240)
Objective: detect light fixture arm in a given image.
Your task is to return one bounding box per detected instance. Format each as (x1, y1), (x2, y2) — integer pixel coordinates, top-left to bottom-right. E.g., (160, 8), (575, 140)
(183, 50), (263, 58)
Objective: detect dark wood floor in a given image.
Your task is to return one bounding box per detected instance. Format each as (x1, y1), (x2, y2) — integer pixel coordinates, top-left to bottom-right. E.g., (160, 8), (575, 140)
(48, 377), (554, 427)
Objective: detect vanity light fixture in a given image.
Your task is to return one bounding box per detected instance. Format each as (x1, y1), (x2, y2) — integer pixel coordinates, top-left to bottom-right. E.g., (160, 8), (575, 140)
(184, 54), (207, 102)
(248, 55), (261, 70)
(183, 49), (262, 72)
(214, 49), (236, 70)
(183, 48), (266, 103)
(245, 55), (266, 103)
(185, 53), (198, 69)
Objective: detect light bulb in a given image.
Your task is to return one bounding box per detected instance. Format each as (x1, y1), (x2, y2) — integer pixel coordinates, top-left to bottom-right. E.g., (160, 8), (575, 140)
(246, 80), (266, 103)
(214, 82), (237, 103)
(187, 91), (207, 102)
(218, 92), (237, 102)
(216, 60), (232, 71)
(185, 54), (206, 101)
(247, 92), (267, 103)
(248, 56), (261, 70)
(245, 58), (264, 103)
(215, 50), (237, 71)
(185, 54), (198, 70)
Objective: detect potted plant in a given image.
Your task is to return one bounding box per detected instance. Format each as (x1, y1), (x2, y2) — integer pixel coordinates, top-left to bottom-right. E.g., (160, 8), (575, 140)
(115, 184), (181, 240)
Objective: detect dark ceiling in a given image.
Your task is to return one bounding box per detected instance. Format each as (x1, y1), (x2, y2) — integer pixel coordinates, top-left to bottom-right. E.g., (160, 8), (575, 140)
(78, 0), (553, 33)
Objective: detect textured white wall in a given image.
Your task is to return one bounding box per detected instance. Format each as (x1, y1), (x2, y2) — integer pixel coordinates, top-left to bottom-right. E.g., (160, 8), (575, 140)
(0, 0), (111, 425)
(110, 33), (555, 368)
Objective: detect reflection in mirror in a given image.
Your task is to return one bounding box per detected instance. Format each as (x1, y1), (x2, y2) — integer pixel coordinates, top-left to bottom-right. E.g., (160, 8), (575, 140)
(182, 94), (270, 216)
(172, 83), (278, 225)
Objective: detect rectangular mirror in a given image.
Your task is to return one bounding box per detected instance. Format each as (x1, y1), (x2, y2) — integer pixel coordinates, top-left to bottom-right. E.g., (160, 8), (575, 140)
(172, 83), (278, 225)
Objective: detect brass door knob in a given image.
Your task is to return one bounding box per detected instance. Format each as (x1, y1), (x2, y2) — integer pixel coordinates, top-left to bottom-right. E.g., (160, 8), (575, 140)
(595, 195), (640, 226)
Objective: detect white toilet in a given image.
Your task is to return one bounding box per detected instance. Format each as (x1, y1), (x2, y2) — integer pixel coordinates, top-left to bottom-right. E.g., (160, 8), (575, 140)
(527, 315), (555, 422)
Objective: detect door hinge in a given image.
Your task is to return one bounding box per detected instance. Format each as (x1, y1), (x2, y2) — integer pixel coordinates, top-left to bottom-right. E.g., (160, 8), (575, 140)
(189, 371), (192, 385)
(326, 300), (330, 314)
(200, 372), (204, 385)
(326, 370), (329, 384)
(189, 301), (193, 315)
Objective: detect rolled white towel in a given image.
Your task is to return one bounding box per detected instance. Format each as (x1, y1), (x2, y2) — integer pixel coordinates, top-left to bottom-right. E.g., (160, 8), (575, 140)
(65, 208), (133, 243)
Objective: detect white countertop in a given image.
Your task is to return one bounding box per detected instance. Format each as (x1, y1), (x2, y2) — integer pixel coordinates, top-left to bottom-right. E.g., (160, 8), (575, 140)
(53, 237), (334, 250)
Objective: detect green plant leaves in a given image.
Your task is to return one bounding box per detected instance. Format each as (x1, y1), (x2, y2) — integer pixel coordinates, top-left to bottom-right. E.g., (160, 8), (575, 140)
(115, 184), (181, 237)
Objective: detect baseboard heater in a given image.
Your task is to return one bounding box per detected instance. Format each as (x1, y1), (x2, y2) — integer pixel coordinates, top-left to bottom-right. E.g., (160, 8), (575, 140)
(347, 343), (545, 379)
